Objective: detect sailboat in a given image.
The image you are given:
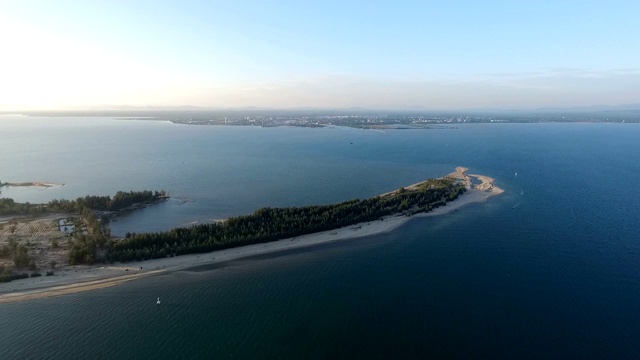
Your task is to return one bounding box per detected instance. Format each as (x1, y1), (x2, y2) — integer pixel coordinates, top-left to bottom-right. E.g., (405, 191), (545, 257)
(156, 297), (161, 305)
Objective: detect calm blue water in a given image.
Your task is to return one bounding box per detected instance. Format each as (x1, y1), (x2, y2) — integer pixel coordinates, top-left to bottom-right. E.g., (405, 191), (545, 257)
(1, 116), (639, 358)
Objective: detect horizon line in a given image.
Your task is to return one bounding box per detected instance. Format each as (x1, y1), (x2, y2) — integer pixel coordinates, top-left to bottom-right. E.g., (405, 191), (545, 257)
(2, 103), (640, 114)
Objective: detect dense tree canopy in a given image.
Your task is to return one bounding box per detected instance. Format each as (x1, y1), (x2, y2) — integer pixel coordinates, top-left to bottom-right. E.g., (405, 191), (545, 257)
(0, 190), (167, 215)
(105, 179), (465, 262)
(1, 181), (468, 267)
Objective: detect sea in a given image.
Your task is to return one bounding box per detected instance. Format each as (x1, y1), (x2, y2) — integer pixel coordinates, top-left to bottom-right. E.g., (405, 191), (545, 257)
(0, 116), (639, 359)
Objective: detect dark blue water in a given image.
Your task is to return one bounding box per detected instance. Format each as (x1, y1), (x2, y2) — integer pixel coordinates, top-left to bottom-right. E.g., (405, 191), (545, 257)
(1, 118), (639, 358)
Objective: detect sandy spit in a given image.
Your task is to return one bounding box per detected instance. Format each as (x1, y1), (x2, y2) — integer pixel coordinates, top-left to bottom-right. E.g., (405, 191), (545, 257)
(0, 167), (503, 303)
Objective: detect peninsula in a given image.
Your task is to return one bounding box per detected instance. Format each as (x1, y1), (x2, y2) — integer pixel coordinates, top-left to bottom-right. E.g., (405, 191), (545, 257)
(0, 181), (65, 188)
(0, 167), (503, 303)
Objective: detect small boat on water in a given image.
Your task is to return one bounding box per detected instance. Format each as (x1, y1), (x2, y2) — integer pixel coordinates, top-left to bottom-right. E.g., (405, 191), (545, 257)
(156, 297), (161, 305)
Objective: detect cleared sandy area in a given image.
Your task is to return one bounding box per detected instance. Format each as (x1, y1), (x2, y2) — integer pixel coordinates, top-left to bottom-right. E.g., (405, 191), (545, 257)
(0, 214), (73, 271)
(0, 167), (503, 303)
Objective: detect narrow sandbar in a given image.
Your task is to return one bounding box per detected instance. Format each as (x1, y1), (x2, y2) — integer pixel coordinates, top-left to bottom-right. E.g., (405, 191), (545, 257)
(3, 181), (65, 188)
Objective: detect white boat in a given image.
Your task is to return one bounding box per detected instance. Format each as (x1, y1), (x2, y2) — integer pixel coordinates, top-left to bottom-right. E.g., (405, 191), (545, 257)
(156, 297), (161, 305)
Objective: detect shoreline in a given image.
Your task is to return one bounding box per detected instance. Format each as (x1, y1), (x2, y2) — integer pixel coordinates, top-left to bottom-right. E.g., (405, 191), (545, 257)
(0, 167), (503, 304)
(2, 181), (65, 188)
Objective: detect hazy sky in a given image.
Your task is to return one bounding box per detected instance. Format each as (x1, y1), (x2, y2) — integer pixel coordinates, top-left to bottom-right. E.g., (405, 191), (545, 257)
(1, 1), (638, 110)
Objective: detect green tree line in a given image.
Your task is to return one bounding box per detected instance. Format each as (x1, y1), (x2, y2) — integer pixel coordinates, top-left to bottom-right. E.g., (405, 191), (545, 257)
(0, 190), (167, 215)
(105, 179), (465, 263)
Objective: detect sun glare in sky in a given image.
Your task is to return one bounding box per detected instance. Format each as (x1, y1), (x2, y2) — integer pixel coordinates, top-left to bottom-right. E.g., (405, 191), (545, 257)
(0, 1), (638, 110)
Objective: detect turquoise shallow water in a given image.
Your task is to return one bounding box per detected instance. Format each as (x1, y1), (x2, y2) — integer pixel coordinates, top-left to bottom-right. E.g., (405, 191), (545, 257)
(1, 117), (639, 358)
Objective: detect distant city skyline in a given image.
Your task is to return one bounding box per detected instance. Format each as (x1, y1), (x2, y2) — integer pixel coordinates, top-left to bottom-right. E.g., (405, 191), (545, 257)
(1, 1), (638, 111)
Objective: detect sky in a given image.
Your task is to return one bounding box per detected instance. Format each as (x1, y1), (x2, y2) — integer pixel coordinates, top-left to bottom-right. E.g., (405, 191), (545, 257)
(0, 1), (638, 110)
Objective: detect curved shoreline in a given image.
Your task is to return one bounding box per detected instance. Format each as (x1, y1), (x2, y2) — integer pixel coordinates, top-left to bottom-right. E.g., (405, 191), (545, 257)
(0, 167), (503, 304)
(2, 181), (65, 188)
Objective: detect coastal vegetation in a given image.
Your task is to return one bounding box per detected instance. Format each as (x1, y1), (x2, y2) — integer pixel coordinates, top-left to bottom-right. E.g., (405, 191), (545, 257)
(1, 178), (466, 275)
(0, 190), (167, 280)
(0, 268), (29, 283)
(0, 190), (167, 215)
(105, 178), (465, 262)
